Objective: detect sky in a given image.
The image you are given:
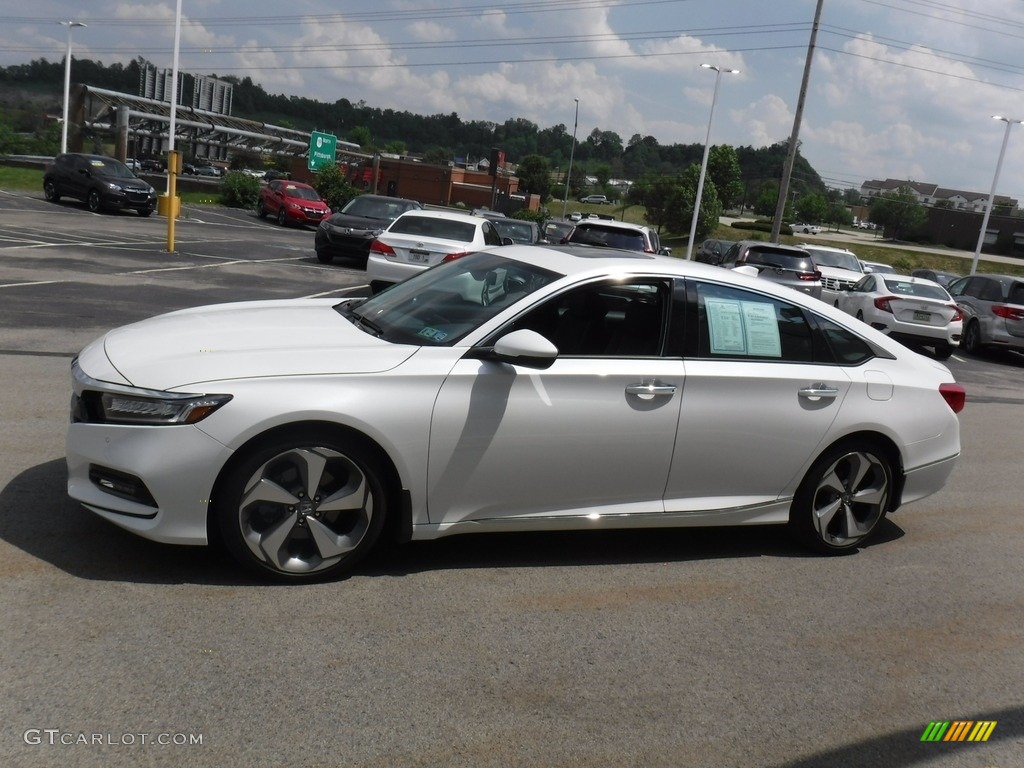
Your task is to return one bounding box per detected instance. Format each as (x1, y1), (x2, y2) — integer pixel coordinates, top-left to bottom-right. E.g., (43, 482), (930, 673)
(4, 1), (1024, 200)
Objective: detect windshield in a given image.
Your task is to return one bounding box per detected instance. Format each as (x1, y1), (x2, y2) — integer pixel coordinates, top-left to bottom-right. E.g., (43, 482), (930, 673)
(281, 185), (321, 201)
(89, 158), (135, 179)
(806, 248), (861, 271)
(335, 251), (561, 346)
(493, 219), (537, 243)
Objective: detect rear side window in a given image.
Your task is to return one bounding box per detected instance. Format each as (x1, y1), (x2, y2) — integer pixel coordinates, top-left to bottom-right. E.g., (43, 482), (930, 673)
(1008, 282), (1024, 305)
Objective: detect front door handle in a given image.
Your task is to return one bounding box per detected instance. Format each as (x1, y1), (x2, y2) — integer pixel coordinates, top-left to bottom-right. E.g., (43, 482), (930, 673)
(626, 382), (677, 397)
(799, 383), (839, 399)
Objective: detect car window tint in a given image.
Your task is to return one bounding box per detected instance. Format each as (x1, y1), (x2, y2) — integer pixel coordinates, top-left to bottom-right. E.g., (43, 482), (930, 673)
(979, 278), (1004, 302)
(692, 282), (813, 362)
(391, 216), (477, 242)
(496, 279), (670, 357)
(1008, 283), (1024, 305)
(884, 279), (949, 300)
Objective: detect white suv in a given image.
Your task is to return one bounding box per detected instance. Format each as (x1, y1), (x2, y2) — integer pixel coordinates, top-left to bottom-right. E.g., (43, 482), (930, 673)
(800, 244), (864, 306)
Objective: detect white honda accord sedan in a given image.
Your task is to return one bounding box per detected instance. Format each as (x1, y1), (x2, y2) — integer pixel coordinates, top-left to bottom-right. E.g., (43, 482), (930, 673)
(67, 246), (966, 581)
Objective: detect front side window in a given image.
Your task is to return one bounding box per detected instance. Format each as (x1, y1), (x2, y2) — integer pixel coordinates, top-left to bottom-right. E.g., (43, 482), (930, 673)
(493, 278), (672, 357)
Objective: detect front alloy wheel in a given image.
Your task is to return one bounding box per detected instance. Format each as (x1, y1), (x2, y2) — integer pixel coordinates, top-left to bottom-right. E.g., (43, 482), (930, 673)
(790, 441), (892, 553)
(87, 189), (103, 213)
(44, 180), (60, 202)
(216, 434), (388, 580)
(277, 208), (288, 227)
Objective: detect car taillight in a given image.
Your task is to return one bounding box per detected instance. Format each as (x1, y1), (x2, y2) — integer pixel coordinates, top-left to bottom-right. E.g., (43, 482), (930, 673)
(370, 240), (395, 256)
(939, 383), (966, 414)
(874, 296), (896, 313)
(442, 251), (470, 262)
(992, 305), (1024, 321)
(798, 270), (820, 282)
(948, 305), (964, 322)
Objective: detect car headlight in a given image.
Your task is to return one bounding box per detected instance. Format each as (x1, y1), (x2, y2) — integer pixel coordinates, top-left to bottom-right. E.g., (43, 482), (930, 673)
(106, 182), (123, 192)
(71, 359), (232, 425)
(95, 392), (232, 425)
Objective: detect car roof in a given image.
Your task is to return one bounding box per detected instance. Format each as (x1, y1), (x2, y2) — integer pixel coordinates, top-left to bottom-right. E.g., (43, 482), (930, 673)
(572, 219), (651, 233)
(799, 243), (855, 255)
(736, 241), (810, 254)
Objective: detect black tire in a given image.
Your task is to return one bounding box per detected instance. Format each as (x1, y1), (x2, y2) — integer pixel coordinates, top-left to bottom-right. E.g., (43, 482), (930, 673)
(316, 250), (334, 264)
(788, 440), (893, 554)
(962, 320), (984, 355)
(933, 342), (954, 360)
(256, 199), (266, 218)
(87, 189), (103, 213)
(277, 207), (288, 227)
(855, 310), (864, 322)
(214, 429), (389, 581)
(138, 208), (154, 218)
(43, 179), (60, 202)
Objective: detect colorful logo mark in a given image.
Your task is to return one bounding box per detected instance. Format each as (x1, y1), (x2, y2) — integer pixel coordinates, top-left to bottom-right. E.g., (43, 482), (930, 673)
(920, 721), (997, 742)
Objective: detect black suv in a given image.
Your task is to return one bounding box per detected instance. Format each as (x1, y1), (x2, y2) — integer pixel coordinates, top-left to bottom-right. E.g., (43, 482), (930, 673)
(44, 153), (158, 216)
(315, 194), (423, 265)
(720, 241), (822, 299)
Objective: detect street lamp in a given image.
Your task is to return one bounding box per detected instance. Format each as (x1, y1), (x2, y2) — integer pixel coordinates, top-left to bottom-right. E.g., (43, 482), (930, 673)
(970, 115), (1023, 275)
(60, 21), (87, 154)
(561, 98), (579, 220)
(685, 64), (738, 260)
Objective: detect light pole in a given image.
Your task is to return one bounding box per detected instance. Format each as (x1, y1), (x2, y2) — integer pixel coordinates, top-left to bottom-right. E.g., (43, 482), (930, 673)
(60, 21), (87, 154)
(970, 115), (1023, 275)
(561, 98), (579, 220)
(685, 64), (738, 260)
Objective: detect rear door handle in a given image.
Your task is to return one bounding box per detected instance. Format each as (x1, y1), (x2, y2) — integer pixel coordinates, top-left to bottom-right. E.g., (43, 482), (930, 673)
(799, 383), (839, 399)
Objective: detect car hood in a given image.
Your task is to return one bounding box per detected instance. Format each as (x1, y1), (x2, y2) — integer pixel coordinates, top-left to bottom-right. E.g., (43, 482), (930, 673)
(323, 212), (389, 232)
(90, 299), (416, 390)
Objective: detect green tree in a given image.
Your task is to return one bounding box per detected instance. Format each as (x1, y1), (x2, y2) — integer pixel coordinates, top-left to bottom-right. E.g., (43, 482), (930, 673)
(706, 145), (743, 209)
(313, 163), (360, 211)
(795, 193), (828, 224)
(348, 126), (371, 148)
(869, 185), (927, 240)
(662, 165), (721, 239)
(516, 154), (552, 200)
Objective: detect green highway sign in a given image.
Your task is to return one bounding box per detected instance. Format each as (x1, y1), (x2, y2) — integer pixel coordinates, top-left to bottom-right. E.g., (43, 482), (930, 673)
(308, 131), (337, 171)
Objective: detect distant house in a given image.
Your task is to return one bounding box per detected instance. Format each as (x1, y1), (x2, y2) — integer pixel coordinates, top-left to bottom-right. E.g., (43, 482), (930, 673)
(859, 178), (1017, 215)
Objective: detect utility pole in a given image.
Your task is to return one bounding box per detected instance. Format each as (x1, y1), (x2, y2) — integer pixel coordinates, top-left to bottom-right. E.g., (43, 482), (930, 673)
(770, 0), (824, 243)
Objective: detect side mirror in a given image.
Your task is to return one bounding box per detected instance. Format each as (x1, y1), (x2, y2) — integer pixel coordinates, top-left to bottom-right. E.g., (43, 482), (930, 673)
(472, 329), (558, 370)
(500, 237), (515, 246)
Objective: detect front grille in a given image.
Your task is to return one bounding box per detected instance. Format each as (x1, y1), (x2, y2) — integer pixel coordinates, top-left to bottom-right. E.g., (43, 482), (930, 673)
(822, 277), (856, 291)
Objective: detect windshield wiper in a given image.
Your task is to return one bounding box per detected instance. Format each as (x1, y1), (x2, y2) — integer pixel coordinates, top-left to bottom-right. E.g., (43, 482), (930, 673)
(338, 302), (383, 337)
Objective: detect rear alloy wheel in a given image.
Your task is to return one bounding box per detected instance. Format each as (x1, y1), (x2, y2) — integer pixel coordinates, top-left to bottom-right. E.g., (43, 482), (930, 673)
(933, 342), (954, 360)
(789, 441), (893, 553)
(43, 180), (60, 202)
(87, 189), (103, 213)
(216, 432), (388, 581)
(256, 200), (266, 218)
(962, 321), (984, 355)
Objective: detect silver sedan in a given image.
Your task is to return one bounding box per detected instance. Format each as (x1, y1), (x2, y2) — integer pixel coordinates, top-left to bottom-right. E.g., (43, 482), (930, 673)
(66, 246), (965, 581)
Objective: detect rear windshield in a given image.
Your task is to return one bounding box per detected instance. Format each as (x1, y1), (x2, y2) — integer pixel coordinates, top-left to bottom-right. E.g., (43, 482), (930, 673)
(744, 249), (811, 270)
(569, 224), (647, 251)
(344, 196), (415, 220)
(883, 279), (949, 301)
(389, 216), (477, 242)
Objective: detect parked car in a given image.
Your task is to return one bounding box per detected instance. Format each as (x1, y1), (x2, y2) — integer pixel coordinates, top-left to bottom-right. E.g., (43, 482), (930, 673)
(568, 212), (583, 222)
(366, 210), (509, 292)
(65, 245), (965, 581)
(792, 223), (822, 235)
(580, 194), (610, 204)
(315, 194), (423, 265)
(125, 158), (141, 171)
(140, 158), (165, 172)
(837, 273), (962, 359)
(264, 170), (291, 182)
(542, 220), (574, 244)
(861, 260), (898, 275)
(911, 268), (961, 288)
(695, 238), (733, 265)
(947, 273), (1024, 354)
(257, 180), (332, 227)
(181, 162), (196, 175)
(801, 244), (864, 306)
(43, 153), (158, 217)
(565, 219), (670, 255)
(491, 217), (541, 245)
(720, 241), (822, 300)
(194, 165), (221, 177)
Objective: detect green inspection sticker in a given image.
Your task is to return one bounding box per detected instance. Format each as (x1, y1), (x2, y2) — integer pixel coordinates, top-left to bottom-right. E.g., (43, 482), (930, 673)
(417, 327), (448, 341)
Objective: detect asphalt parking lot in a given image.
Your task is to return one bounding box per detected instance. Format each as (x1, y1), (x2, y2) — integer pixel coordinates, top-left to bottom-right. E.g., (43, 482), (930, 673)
(1, 189), (1023, 767)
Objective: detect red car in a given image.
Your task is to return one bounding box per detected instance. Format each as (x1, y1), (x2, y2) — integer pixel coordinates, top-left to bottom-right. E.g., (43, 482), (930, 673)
(257, 180), (331, 226)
